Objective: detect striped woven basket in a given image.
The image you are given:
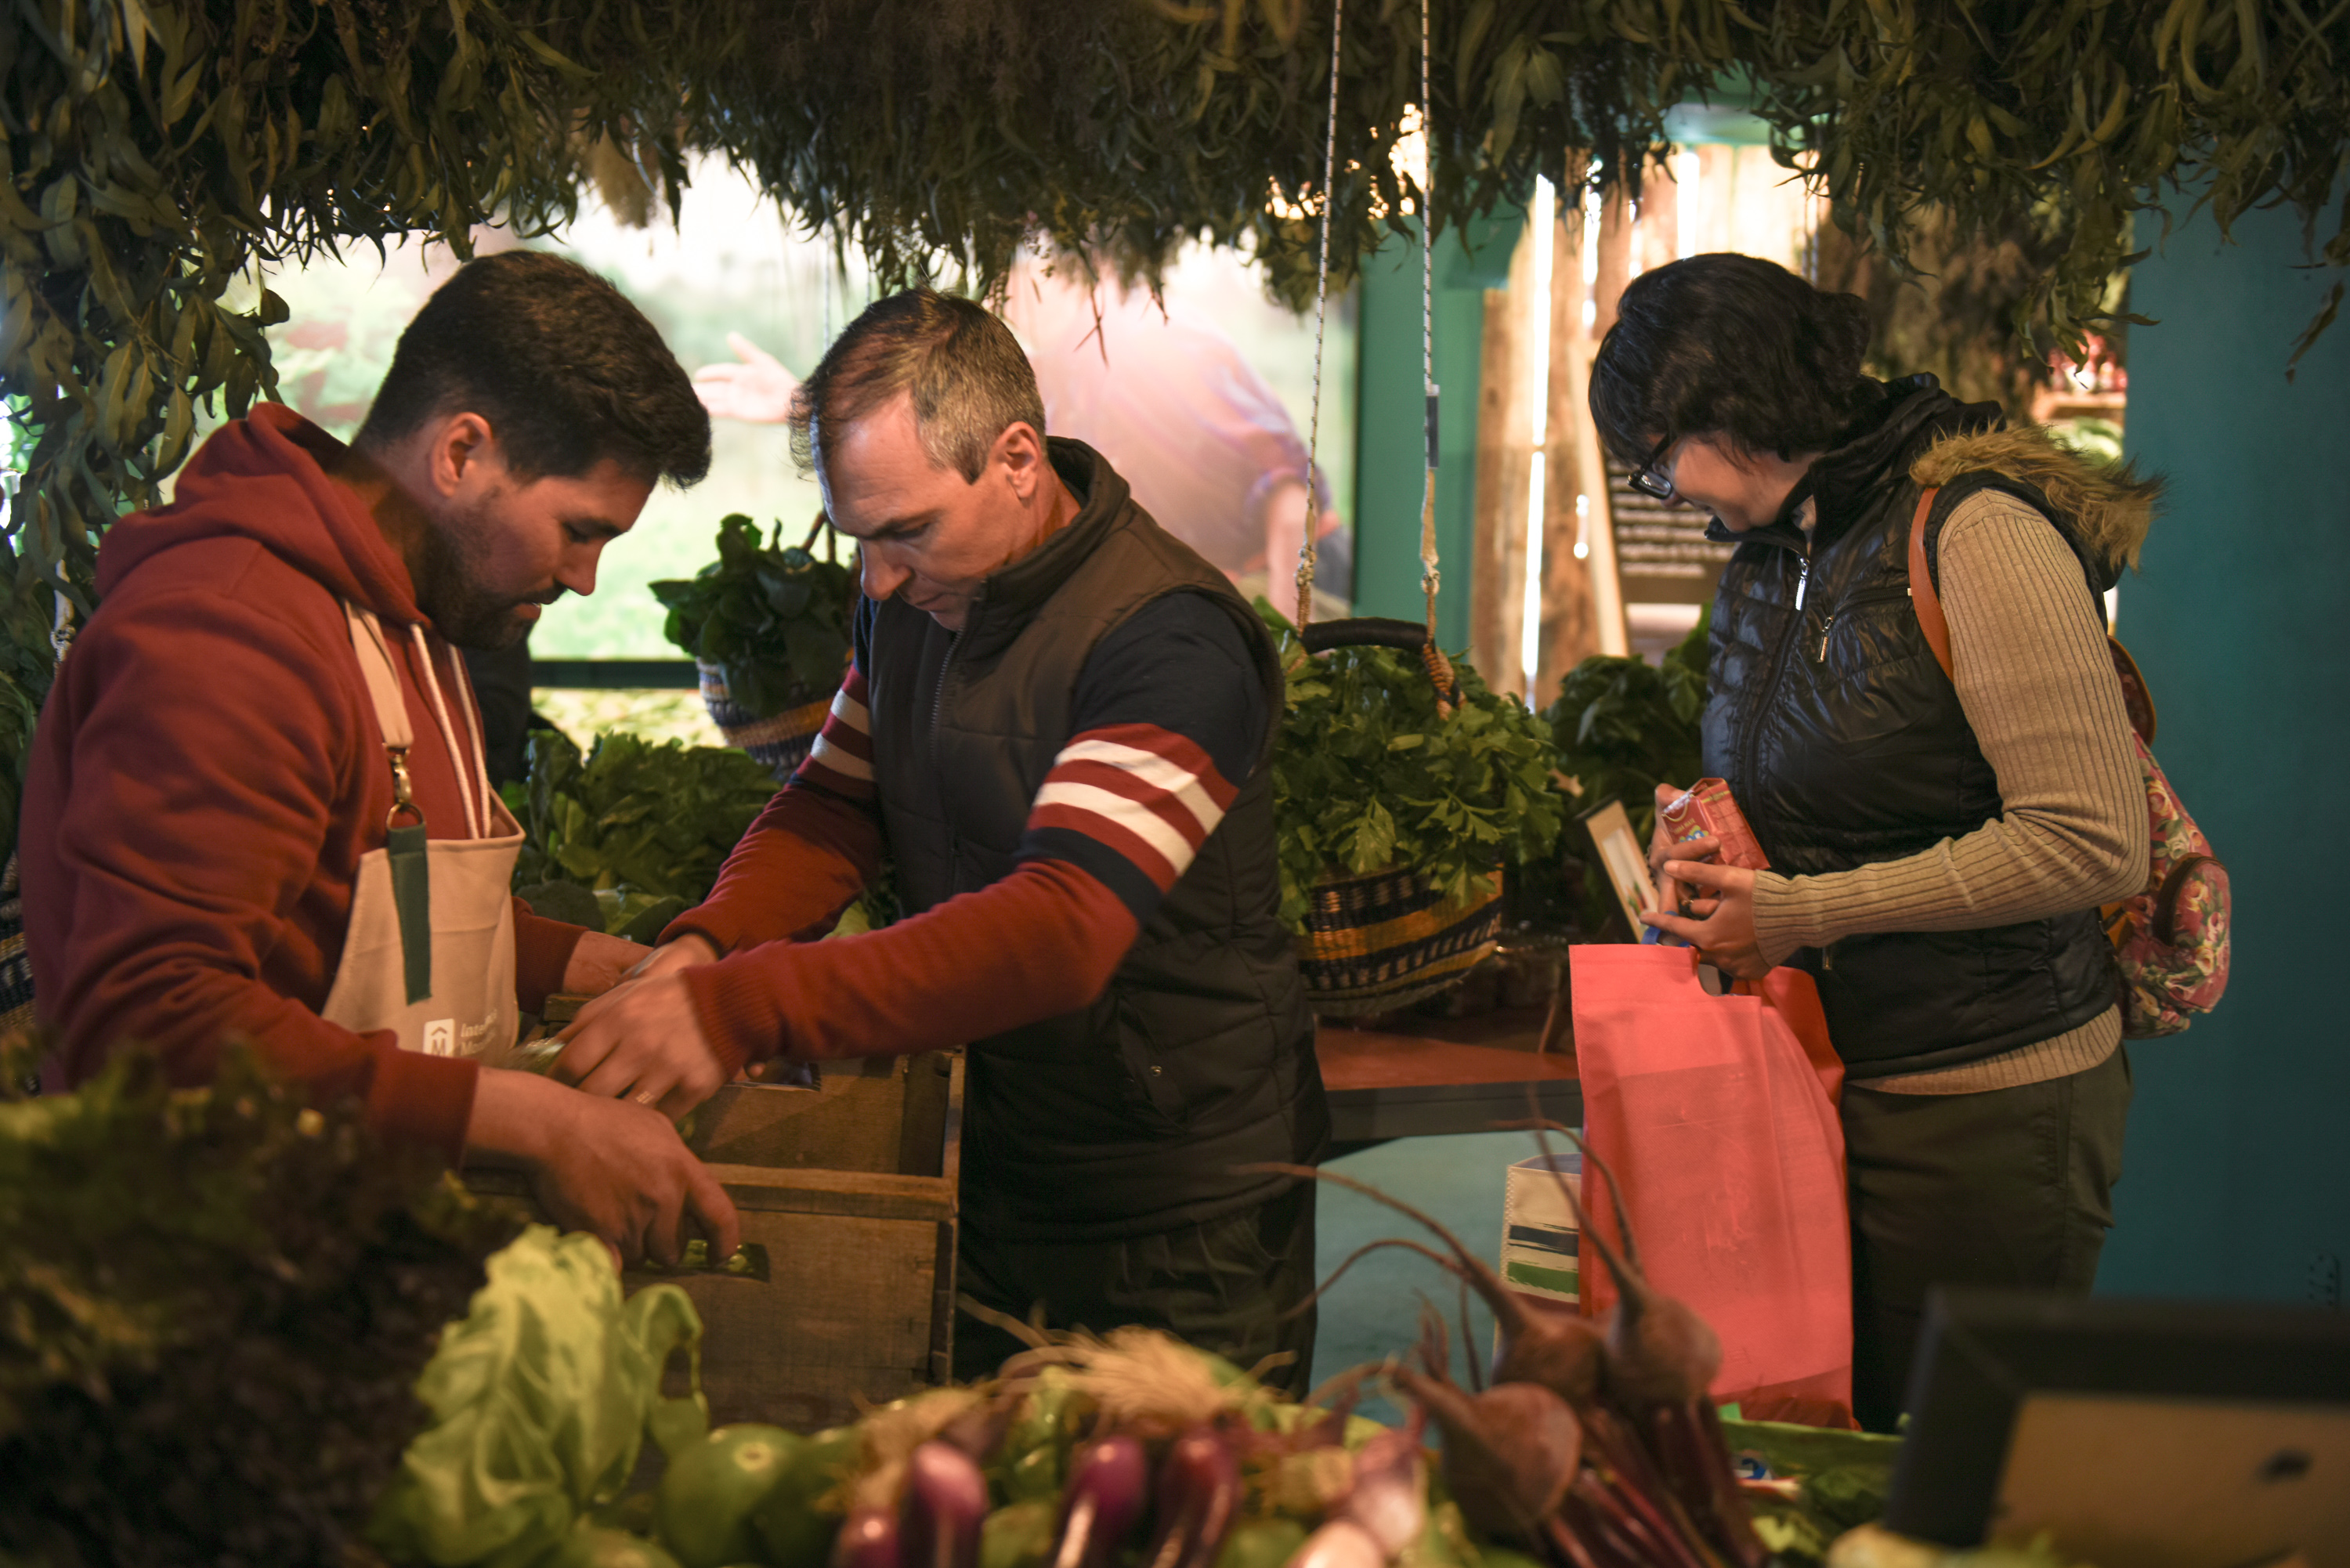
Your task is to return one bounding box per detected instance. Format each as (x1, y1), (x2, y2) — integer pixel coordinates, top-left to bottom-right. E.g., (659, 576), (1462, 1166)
(698, 662), (833, 784)
(1296, 862), (1507, 1017)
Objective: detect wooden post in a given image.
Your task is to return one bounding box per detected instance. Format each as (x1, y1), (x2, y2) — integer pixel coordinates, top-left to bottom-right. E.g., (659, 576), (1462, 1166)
(1470, 282), (1527, 689)
(1535, 197), (1600, 705)
(1636, 157), (1679, 277)
(1590, 184), (1632, 341)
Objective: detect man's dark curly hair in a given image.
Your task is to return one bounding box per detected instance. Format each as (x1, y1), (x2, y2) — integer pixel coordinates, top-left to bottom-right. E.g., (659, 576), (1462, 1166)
(357, 249), (710, 489)
(1589, 253), (1876, 467)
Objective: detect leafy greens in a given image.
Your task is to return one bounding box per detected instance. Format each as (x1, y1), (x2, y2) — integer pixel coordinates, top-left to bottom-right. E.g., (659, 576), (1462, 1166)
(0, 1039), (519, 1567)
(367, 1227), (703, 1568)
(505, 730), (779, 943)
(651, 515), (857, 721)
(1261, 604), (1564, 932)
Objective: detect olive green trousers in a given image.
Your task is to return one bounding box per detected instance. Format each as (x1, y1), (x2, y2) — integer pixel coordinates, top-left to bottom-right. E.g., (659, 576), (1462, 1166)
(1842, 1046), (2133, 1432)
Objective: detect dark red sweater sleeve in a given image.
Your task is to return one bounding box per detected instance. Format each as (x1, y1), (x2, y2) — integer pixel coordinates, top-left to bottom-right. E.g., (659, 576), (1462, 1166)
(512, 901), (589, 1010)
(663, 663), (884, 955)
(682, 858), (1138, 1070)
(20, 588), (478, 1158)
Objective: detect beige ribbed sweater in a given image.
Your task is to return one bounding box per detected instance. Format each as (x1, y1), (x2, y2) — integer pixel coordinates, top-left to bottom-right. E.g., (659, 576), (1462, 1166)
(1749, 490), (2147, 1093)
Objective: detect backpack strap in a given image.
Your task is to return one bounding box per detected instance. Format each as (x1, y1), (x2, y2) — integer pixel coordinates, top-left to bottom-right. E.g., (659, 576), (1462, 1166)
(1906, 487), (1954, 681)
(1909, 482), (2160, 746)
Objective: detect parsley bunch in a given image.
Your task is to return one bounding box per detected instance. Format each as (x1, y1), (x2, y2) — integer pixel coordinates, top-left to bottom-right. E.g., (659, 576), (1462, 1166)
(651, 515), (857, 721)
(506, 730), (780, 942)
(1261, 605), (1565, 932)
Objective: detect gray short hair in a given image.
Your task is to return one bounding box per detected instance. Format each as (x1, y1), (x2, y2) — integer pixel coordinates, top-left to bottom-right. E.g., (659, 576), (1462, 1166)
(790, 288), (1046, 483)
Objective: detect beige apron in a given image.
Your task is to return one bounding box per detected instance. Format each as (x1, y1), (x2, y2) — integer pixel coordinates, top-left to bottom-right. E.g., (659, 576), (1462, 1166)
(320, 604), (523, 1060)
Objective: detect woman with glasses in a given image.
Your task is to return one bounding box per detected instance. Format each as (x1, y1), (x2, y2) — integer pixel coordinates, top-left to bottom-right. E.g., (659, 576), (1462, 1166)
(1589, 251), (2161, 1431)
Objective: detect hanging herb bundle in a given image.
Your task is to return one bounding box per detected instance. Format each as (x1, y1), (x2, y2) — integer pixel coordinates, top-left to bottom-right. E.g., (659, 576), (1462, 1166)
(1260, 605), (1564, 933)
(650, 515), (857, 721)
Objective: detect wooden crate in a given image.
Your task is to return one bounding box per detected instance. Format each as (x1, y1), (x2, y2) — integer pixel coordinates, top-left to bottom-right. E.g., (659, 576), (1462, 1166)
(477, 1050), (961, 1430)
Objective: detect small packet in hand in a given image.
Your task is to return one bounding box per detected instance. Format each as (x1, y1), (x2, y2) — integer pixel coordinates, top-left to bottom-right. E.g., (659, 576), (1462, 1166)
(1660, 779), (1770, 872)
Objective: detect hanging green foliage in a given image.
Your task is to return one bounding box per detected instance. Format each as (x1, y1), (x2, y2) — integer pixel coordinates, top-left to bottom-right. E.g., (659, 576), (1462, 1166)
(5, 0), (2346, 729)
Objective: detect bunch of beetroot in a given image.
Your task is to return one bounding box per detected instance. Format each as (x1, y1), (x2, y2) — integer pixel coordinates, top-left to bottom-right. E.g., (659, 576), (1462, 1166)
(812, 1331), (1426, 1568)
(1253, 1135), (1765, 1568)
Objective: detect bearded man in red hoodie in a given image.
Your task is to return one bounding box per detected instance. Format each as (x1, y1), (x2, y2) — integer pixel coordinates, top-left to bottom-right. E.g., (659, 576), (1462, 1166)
(22, 250), (739, 1266)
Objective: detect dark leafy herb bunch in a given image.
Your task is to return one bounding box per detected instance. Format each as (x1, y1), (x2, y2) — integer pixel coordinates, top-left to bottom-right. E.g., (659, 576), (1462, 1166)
(652, 515), (857, 721)
(0, 1037), (519, 1568)
(1261, 604), (1565, 933)
(1545, 608), (1712, 849)
(506, 728), (780, 945)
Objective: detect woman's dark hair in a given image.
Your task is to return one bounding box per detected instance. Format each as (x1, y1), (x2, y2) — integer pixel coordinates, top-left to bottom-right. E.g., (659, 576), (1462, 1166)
(1589, 253), (1875, 466)
(356, 249), (710, 488)
(791, 287), (1045, 482)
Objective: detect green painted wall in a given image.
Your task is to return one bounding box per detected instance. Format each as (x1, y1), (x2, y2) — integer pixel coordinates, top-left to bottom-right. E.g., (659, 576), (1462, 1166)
(1353, 211), (1525, 649)
(2099, 199), (2350, 1304)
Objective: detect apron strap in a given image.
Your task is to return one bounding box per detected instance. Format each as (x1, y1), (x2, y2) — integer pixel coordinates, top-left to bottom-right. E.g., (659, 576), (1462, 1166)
(345, 603), (433, 1005)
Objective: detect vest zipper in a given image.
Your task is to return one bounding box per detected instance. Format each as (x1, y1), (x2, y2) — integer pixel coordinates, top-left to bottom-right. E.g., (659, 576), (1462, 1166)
(931, 598), (974, 889)
(1738, 544), (1811, 837)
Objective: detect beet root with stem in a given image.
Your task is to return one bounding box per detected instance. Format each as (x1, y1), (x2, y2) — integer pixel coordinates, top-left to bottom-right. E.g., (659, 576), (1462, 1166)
(1389, 1367), (1581, 1544)
(1239, 1163), (1606, 1409)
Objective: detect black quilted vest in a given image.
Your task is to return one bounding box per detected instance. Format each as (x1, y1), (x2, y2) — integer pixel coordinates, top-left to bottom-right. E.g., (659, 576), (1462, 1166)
(1701, 381), (2119, 1077)
(861, 439), (1326, 1241)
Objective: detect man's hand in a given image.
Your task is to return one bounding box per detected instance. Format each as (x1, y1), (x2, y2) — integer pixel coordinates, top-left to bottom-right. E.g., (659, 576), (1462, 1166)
(626, 931), (718, 984)
(692, 333), (797, 424)
(554, 961), (728, 1119)
(1640, 858), (1768, 979)
(560, 930), (652, 998)
(466, 1068), (739, 1266)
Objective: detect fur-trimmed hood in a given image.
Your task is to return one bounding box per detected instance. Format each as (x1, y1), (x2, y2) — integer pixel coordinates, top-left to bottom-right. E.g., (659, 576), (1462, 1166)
(1911, 425), (2161, 574)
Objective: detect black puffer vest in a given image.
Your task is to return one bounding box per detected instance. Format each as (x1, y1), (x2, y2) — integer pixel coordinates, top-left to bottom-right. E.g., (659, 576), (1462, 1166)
(861, 439), (1326, 1241)
(1702, 379), (2119, 1078)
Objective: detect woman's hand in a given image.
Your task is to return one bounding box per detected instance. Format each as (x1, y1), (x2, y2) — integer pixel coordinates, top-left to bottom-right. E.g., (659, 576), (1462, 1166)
(1647, 781), (1714, 913)
(1640, 858), (1769, 979)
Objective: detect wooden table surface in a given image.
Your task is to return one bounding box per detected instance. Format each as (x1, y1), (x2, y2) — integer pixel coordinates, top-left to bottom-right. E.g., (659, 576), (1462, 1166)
(1313, 1005), (1581, 1151)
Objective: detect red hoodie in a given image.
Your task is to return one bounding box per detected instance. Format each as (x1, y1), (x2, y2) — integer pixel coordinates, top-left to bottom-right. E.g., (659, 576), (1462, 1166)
(20, 405), (588, 1157)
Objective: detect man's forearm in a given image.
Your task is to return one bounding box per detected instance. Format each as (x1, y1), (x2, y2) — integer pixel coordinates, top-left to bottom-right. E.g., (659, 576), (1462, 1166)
(682, 858), (1137, 1068)
(666, 782), (883, 956)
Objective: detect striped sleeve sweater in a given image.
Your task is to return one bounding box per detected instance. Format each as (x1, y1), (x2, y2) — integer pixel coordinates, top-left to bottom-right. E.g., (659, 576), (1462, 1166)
(1751, 490), (2147, 1093)
(669, 594), (1267, 1074)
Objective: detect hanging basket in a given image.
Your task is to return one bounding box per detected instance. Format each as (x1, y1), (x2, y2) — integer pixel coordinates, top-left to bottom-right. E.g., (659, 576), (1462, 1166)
(1297, 862), (1507, 1017)
(1287, 616), (1502, 1016)
(698, 661), (832, 783)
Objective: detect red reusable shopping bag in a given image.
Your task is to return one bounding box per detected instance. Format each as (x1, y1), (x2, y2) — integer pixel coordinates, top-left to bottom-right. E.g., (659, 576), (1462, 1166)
(1569, 945), (1858, 1429)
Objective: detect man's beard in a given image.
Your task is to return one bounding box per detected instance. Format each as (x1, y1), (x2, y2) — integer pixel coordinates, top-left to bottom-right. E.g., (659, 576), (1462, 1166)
(412, 495), (559, 651)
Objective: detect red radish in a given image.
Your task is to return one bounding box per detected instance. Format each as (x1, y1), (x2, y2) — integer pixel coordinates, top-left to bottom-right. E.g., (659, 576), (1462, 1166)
(1144, 1428), (1242, 1568)
(1388, 1370), (1578, 1544)
(1283, 1520), (1384, 1568)
(832, 1507), (901, 1568)
(1052, 1435), (1149, 1568)
(1333, 1410), (1426, 1557)
(900, 1441), (988, 1568)
(1241, 1163), (1607, 1407)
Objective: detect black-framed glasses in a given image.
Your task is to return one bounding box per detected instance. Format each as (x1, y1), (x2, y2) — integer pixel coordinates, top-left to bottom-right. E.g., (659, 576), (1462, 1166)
(1628, 432), (1678, 500)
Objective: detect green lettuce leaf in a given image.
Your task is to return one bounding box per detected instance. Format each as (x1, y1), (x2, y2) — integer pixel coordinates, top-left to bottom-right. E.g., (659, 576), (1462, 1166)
(367, 1227), (703, 1567)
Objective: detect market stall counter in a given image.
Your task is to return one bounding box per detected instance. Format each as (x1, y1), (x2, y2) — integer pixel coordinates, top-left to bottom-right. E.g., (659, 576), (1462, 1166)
(1314, 1006), (1579, 1155)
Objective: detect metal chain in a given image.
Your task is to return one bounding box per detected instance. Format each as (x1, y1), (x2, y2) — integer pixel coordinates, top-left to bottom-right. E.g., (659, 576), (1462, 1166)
(1293, 0), (1345, 634)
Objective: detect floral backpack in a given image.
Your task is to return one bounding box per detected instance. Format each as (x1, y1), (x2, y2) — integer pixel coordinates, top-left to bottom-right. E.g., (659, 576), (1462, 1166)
(1908, 490), (2231, 1038)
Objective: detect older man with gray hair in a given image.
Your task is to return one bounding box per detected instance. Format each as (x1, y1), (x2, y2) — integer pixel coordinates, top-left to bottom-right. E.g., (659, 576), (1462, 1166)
(561, 287), (1329, 1383)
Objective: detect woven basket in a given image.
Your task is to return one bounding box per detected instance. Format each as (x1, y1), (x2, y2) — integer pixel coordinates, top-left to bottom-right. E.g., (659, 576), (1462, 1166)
(698, 661), (833, 783)
(0, 851), (31, 1046)
(1296, 862), (1507, 1017)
